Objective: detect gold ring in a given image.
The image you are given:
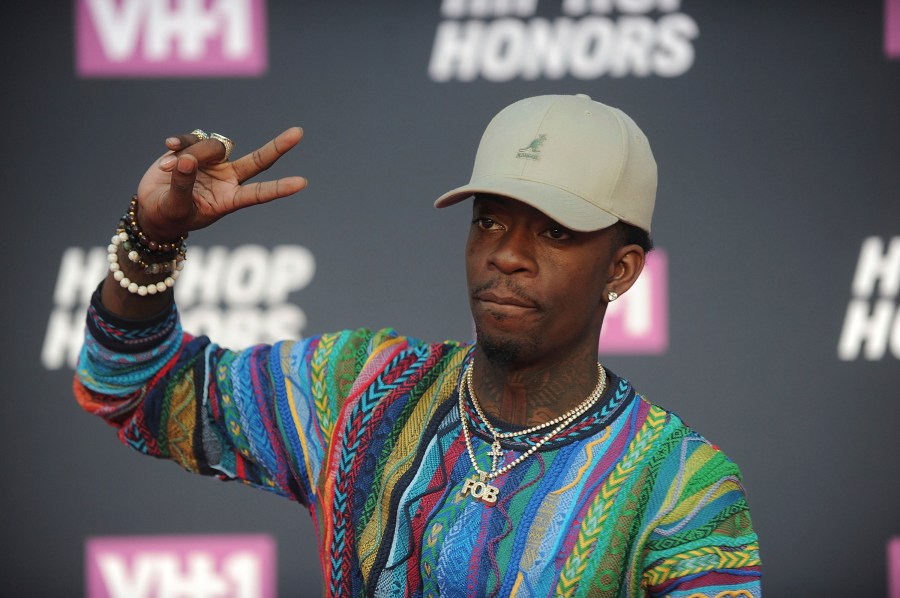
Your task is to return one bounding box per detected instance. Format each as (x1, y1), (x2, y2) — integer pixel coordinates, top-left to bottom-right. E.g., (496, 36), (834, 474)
(209, 132), (235, 161)
(190, 128), (209, 141)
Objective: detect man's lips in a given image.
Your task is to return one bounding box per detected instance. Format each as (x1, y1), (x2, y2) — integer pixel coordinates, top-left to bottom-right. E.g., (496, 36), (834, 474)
(475, 290), (538, 309)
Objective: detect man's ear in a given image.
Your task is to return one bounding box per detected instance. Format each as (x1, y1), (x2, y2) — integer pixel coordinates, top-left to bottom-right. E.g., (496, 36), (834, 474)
(605, 244), (646, 303)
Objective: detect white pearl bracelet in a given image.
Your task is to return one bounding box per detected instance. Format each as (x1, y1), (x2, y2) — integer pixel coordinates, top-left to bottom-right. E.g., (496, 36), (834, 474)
(108, 230), (184, 296)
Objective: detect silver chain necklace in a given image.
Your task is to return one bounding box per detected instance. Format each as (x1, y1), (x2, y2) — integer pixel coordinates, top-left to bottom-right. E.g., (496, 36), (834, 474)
(458, 358), (607, 505)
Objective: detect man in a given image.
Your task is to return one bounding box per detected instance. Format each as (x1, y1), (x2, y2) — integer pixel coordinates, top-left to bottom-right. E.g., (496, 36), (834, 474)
(76, 95), (761, 596)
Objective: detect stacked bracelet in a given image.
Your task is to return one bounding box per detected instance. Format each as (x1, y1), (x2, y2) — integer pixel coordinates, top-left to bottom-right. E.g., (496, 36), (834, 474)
(107, 197), (187, 296)
(123, 195), (187, 253)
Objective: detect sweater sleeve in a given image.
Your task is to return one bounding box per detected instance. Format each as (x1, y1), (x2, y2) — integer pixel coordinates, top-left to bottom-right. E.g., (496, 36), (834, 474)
(73, 287), (407, 507)
(640, 431), (762, 597)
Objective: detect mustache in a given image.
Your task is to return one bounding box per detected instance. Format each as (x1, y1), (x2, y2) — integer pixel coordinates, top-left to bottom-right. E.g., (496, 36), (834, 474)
(470, 279), (543, 310)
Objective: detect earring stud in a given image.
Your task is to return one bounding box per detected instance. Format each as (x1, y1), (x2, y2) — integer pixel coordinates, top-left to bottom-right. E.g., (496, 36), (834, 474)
(607, 291), (618, 302)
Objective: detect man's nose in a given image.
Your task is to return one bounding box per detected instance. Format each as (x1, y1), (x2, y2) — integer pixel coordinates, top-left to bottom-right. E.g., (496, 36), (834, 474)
(488, 228), (537, 275)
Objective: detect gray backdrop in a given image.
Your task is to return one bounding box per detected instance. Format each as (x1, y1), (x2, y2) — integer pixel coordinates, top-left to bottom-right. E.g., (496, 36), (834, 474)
(2, 0), (898, 596)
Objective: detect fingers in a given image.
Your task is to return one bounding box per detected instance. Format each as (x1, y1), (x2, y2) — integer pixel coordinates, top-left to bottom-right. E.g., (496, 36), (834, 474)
(164, 153), (200, 221)
(165, 134), (196, 152)
(159, 138), (228, 171)
(231, 176), (308, 212)
(149, 126), (305, 224)
(164, 130), (209, 152)
(160, 127), (300, 177)
(231, 127), (303, 184)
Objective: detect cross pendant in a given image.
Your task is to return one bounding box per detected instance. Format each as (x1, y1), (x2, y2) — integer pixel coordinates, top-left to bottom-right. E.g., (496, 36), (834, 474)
(488, 440), (504, 460)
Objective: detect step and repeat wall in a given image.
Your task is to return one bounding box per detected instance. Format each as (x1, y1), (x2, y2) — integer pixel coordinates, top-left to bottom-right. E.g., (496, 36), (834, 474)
(2, 1), (898, 595)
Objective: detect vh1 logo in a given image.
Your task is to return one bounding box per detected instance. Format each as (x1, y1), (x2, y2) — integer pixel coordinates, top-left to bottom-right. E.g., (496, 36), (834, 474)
(75, 0), (267, 77)
(890, 536), (900, 598)
(85, 535), (276, 598)
(599, 250), (668, 355)
(889, 0), (900, 58)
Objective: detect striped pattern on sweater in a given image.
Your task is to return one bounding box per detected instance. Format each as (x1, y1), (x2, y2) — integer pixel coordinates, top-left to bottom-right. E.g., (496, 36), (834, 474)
(75, 294), (761, 597)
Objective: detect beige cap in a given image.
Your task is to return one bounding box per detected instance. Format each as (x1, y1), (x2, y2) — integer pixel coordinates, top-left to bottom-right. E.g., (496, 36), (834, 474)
(435, 94), (657, 232)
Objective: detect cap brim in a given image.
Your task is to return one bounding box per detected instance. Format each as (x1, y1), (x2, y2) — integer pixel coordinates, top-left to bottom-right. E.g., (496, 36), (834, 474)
(434, 176), (620, 232)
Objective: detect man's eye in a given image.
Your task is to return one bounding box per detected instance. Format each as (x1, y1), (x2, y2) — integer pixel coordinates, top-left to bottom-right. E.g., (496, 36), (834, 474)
(474, 218), (497, 230)
(543, 227), (571, 240)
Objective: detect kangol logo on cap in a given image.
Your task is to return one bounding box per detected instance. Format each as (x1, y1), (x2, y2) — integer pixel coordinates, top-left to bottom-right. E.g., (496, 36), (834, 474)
(516, 134), (547, 161)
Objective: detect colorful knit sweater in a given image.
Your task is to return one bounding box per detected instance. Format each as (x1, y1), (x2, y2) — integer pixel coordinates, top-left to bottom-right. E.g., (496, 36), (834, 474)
(75, 292), (761, 597)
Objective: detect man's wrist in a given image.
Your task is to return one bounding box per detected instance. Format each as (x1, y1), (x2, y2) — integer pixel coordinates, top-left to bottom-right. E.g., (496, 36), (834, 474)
(89, 282), (178, 354)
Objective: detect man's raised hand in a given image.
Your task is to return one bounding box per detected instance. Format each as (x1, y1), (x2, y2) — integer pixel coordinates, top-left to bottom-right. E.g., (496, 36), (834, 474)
(135, 127), (307, 241)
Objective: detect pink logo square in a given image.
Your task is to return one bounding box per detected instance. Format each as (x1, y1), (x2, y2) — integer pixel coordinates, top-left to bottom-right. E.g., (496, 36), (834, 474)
(599, 250), (668, 355)
(75, 0), (268, 77)
(890, 537), (900, 598)
(85, 535), (276, 597)
(888, 0), (900, 58)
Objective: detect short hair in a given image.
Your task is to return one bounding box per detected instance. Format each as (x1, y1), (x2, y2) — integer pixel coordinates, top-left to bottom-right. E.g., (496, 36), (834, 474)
(613, 221), (654, 253)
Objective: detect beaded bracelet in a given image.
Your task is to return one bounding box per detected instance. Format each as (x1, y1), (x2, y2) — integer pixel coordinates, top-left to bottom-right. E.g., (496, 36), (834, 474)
(108, 230), (185, 296)
(117, 226), (186, 274)
(108, 197), (187, 296)
(124, 195), (187, 254)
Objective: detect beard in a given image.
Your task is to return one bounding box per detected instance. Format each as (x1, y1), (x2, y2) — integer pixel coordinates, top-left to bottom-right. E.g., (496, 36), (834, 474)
(475, 323), (542, 366)
(477, 334), (521, 365)
(470, 279), (544, 366)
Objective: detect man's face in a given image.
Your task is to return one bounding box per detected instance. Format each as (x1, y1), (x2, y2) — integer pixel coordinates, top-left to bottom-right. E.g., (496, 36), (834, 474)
(465, 194), (618, 367)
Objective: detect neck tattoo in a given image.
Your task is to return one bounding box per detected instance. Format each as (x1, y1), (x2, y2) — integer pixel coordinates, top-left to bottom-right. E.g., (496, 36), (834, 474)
(458, 358), (608, 505)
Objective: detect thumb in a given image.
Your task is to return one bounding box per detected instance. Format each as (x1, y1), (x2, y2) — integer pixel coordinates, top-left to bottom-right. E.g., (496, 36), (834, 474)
(165, 154), (199, 221)
(143, 154), (198, 240)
